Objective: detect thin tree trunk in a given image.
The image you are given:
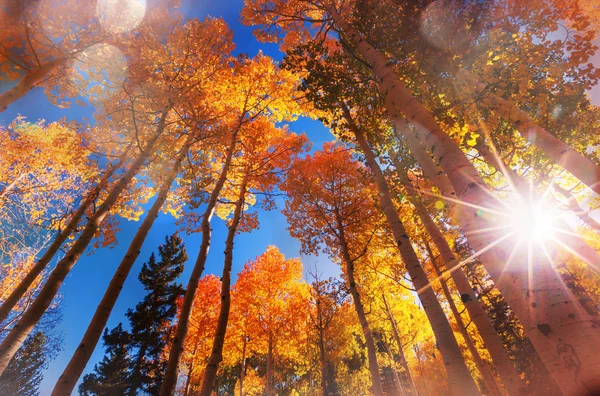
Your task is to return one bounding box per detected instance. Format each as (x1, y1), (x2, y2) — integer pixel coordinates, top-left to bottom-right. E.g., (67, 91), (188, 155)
(0, 108), (169, 374)
(184, 340), (200, 396)
(0, 147), (130, 325)
(0, 57), (68, 112)
(266, 333), (273, 396)
(423, 239), (502, 396)
(327, 5), (600, 392)
(456, 69), (600, 196)
(51, 137), (192, 396)
(240, 334), (247, 396)
(160, 122), (242, 396)
(200, 172), (248, 395)
(333, 210), (384, 396)
(381, 337), (404, 396)
(390, 152), (527, 395)
(342, 106), (479, 396)
(318, 326), (328, 396)
(382, 293), (418, 396)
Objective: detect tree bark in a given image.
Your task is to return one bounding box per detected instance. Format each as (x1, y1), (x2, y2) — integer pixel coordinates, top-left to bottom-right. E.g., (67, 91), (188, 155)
(342, 106), (479, 396)
(159, 122), (242, 396)
(382, 293), (418, 396)
(456, 68), (600, 197)
(266, 333), (273, 396)
(335, 212), (384, 396)
(390, 152), (527, 395)
(0, 147), (130, 325)
(423, 239), (503, 396)
(51, 136), (192, 396)
(327, 5), (600, 393)
(199, 172), (248, 395)
(318, 326), (328, 396)
(0, 57), (68, 112)
(0, 108), (170, 374)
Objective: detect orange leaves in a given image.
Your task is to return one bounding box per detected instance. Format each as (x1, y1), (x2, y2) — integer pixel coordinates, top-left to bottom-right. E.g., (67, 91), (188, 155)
(282, 142), (380, 258)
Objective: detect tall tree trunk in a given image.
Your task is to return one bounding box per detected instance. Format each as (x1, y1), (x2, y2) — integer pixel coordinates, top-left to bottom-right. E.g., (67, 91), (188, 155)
(0, 109), (170, 374)
(382, 293), (418, 396)
(0, 57), (67, 112)
(423, 239), (503, 396)
(456, 69), (600, 196)
(240, 334), (247, 396)
(381, 337), (404, 396)
(390, 152), (527, 395)
(200, 172), (248, 395)
(160, 121), (242, 396)
(184, 340), (200, 396)
(318, 326), (328, 396)
(342, 106), (479, 396)
(51, 137), (192, 396)
(266, 333), (273, 396)
(333, 210), (384, 396)
(326, 5), (600, 393)
(0, 147), (130, 325)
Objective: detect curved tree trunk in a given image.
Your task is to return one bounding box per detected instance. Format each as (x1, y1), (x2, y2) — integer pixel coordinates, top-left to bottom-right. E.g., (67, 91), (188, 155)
(382, 293), (418, 396)
(51, 137), (192, 396)
(456, 69), (600, 196)
(0, 57), (68, 112)
(326, 5), (600, 393)
(334, 211), (384, 396)
(199, 173), (248, 395)
(0, 109), (170, 374)
(159, 122), (242, 396)
(423, 239), (502, 396)
(0, 148), (130, 325)
(343, 106), (480, 396)
(391, 152), (527, 395)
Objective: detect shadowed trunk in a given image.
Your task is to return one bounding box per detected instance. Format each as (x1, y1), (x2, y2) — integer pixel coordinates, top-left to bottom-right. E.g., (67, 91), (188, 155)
(0, 147), (131, 325)
(342, 105), (479, 396)
(0, 108), (170, 374)
(159, 120), (243, 396)
(51, 136), (192, 396)
(326, 5), (600, 392)
(199, 172), (248, 395)
(390, 150), (526, 395)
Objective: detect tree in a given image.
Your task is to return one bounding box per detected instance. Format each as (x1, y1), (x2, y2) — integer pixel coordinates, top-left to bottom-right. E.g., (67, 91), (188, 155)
(126, 233), (187, 395)
(78, 324), (131, 396)
(233, 246), (310, 396)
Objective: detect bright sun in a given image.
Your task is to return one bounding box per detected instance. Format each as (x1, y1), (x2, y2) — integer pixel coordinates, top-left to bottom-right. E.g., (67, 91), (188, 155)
(504, 198), (555, 243)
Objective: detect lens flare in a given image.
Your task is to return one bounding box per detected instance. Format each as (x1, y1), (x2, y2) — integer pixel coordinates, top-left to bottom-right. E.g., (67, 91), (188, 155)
(505, 199), (555, 243)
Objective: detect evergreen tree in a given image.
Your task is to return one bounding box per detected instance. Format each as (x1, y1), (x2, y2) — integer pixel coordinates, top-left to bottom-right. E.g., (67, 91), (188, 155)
(127, 233), (187, 395)
(79, 323), (131, 396)
(0, 331), (50, 395)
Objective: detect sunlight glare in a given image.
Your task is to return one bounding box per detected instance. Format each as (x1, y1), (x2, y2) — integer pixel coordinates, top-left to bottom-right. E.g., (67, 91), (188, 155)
(505, 199), (554, 243)
(97, 0), (146, 34)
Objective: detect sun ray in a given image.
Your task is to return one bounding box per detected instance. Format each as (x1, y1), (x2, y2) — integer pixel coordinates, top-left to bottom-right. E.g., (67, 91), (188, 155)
(416, 232), (516, 295)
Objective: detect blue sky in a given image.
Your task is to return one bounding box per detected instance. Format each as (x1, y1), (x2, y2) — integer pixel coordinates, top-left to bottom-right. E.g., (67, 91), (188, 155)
(0, 1), (340, 394)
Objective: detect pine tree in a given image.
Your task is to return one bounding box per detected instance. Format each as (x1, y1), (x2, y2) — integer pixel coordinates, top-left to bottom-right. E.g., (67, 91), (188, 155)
(79, 324), (131, 396)
(0, 331), (50, 396)
(127, 233), (187, 395)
